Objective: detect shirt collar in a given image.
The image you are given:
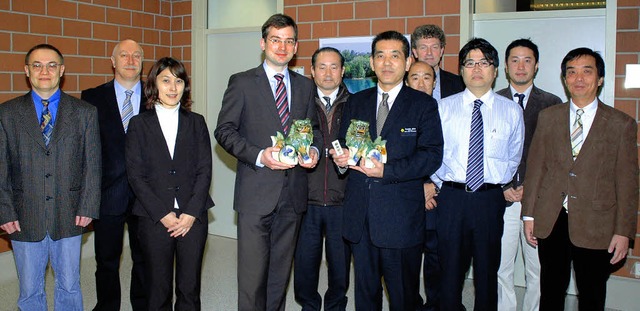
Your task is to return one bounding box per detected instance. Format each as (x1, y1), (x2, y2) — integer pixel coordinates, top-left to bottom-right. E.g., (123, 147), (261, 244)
(462, 88), (495, 109)
(114, 79), (141, 96)
(377, 82), (403, 105)
(570, 97), (598, 115)
(263, 61), (289, 81)
(317, 87), (339, 102)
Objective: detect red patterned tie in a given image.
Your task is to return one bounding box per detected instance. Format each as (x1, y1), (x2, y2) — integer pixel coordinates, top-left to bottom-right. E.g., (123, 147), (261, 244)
(274, 74), (290, 134)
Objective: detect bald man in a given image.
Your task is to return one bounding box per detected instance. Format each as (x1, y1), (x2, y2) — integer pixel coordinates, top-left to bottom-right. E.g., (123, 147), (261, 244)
(406, 61), (436, 96)
(81, 39), (148, 311)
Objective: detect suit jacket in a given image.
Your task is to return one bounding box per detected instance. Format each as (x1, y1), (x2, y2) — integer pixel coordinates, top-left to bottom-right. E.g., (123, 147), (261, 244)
(339, 85), (444, 248)
(522, 101), (638, 249)
(81, 80), (148, 216)
(0, 92), (101, 241)
(439, 69), (465, 99)
(496, 85), (562, 188)
(125, 108), (214, 223)
(214, 64), (320, 215)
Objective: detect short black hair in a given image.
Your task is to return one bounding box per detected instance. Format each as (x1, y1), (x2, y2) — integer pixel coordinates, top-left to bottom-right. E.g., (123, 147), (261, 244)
(25, 44), (64, 65)
(561, 47), (605, 79)
(371, 30), (410, 59)
(311, 47), (345, 68)
(261, 14), (298, 41)
(505, 38), (539, 63)
(459, 38), (499, 68)
(144, 57), (192, 111)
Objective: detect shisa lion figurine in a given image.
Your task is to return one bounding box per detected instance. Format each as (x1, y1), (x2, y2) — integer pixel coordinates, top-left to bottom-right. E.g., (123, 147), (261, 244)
(344, 119), (387, 168)
(270, 119), (314, 165)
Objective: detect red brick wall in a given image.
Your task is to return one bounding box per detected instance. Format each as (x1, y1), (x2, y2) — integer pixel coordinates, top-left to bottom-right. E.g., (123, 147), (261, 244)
(0, 0), (193, 253)
(612, 0), (640, 280)
(285, 0), (461, 74)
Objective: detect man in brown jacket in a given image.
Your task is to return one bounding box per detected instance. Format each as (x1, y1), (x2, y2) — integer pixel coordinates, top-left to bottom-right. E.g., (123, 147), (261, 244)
(522, 47), (638, 310)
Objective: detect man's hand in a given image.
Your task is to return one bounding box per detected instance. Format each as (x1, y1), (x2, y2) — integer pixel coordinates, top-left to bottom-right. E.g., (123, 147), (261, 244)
(423, 183), (438, 210)
(261, 146), (296, 170)
(504, 186), (523, 203)
(299, 148), (319, 169)
(160, 212), (180, 232)
(0, 221), (21, 234)
(75, 216), (93, 227)
(330, 148), (350, 168)
(608, 234), (629, 265)
(169, 213), (197, 238)
(351, 157), (383, 178)
(524, 220), (537, 247)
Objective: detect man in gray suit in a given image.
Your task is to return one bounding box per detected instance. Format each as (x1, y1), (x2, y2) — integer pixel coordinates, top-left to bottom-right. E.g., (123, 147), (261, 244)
(214, 14), (320, 311)
(0, 44), (101, 311)
(496, 38), (562, 311)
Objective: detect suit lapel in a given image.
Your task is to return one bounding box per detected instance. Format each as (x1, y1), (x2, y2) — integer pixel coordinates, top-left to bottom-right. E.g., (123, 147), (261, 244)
(255, 66), (283, 129)
(145, 109), (174, 161)
(379, 85), (407, 138)
(289, 71), (306, 120)
(173, 109), (191, 163)
(366, 88), (378, 139)
(49, 93), (77, 148)
(572, 101), (608, 167)
(16, 94), (47, 149)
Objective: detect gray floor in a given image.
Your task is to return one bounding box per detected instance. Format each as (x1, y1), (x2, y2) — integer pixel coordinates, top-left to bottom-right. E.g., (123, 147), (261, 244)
(0, 234), (587, 311)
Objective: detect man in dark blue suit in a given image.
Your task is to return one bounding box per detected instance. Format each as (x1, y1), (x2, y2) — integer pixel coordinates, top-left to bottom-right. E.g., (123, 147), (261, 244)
(332, 30), (443, 311)
(81, 39), (147, 311)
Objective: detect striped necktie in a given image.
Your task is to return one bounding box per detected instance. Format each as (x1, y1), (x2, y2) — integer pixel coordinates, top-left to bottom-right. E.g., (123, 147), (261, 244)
(466, 99), (484, 192)
(323, 96), (332, 112)
(376, 93), (389, 137)
(40, 99), (53, 146)
(121, 90), (134, 132)
(274, 74), (290, 134)
(570, 109), (584, 159)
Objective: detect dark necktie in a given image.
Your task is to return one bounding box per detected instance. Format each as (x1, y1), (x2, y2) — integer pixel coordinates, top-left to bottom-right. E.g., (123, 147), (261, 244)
(514, 93), (525, 109)
(40, 99), (53, 146)
(376, 93), (389, 137)
(274, 74), (290, 134)
(121, 89), (134, 132)
(466, 99), (484, 191)
(323, 96), (332, 112)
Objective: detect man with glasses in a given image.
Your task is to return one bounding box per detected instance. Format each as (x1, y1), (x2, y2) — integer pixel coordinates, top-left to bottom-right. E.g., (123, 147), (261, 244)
(81, 39), (147, 311)
(215, 14), (320, 311)
(0, 44), (101, 310)
(427, 38), (524, 310)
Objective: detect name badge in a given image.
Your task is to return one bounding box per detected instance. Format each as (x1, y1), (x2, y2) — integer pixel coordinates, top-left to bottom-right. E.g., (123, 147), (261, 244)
(400, 127), (417, 136)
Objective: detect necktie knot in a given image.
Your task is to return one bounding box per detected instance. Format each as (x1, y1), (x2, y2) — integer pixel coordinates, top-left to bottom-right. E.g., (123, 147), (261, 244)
(514, 93), (525, 108)
(323, 96), (332, 111)
(125, 89), (133, 98)
(574, 108), (584, 126)
(275, 73), (284, 82)
(42, 99), (49, 107)
(473, 99), (483, 109)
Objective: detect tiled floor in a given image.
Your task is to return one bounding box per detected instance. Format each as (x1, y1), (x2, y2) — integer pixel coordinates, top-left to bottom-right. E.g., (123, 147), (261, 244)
(0, 234), (591, 310)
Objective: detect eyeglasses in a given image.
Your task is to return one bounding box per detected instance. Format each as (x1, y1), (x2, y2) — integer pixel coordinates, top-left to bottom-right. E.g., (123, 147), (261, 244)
(267, 37), (296, 46)
(462, 59), (493, 68)
(28, 62), (61, 72)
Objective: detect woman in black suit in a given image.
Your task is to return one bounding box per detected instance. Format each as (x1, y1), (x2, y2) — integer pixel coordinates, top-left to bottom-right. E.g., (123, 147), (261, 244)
(125, 57), (214, 310)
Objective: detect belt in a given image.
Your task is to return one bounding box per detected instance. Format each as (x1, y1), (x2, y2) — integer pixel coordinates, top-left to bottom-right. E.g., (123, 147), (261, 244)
(442, 181), (502, 192)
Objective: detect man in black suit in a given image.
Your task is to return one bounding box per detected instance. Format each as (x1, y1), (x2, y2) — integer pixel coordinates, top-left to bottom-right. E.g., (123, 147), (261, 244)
(410, 24), (465, 311)
(81, 39), (147, 311)
(214, 14), (320, 311)
(332, 30), (443, 311)
(411, 24), (465, 101)
(0, 44), (101, 311)
(495, 38), (562, 311)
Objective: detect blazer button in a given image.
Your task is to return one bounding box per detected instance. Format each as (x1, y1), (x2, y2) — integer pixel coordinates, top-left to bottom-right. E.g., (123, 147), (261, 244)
(175, 186), (180, 191)
(45, 173), (52, 178)
(45, 195), (53, 201)
(569, 172), (576, 177)
(169, 170), (176, 175)
(45, 151), (51, 156)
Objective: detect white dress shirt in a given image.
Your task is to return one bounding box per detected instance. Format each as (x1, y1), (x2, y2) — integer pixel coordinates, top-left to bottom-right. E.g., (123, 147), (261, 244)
(431, 89), (525, 187)
(570, 98), (597, 141)
(509, 84), (533, 109)
(155, 103), (181, 209)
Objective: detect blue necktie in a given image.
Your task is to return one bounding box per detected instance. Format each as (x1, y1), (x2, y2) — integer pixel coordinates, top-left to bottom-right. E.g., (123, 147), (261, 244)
(466, 99), (484, 191)
(40, 99), (53, 146)
(514, 93), (525, 109)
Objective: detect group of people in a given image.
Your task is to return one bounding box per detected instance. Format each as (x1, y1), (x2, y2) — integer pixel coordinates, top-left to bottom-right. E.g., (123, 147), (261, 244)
(0, 12), (636, 311)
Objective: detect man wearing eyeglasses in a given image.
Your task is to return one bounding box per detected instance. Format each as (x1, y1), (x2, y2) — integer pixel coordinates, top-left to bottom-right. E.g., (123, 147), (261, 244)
(214, 14), (320, 311)
(81, 39), (147, 311)
(0, 44), (101, 310)
(427, 38), (524, 310)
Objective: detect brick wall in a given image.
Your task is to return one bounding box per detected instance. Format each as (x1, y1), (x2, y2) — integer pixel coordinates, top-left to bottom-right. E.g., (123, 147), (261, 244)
(0, 0), (193, 253)
(284, 0), (461, 74)
(612, 0), (640, 280)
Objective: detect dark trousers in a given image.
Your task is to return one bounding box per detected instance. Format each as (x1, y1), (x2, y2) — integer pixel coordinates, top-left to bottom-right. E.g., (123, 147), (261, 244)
(237, 195), (302, 311)
(138, 215), (208, 311)
(538, 209), (613, 311)
(350, 219), (422, 311)
(419, 210), (441, 311)
(93, 212), (146, 311)
(437, 185), (506, 311)
(294, 204), (351, 311)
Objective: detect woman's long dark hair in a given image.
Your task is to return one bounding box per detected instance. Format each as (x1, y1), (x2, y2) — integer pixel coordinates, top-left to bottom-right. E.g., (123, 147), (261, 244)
(144, 57), (192, 111)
